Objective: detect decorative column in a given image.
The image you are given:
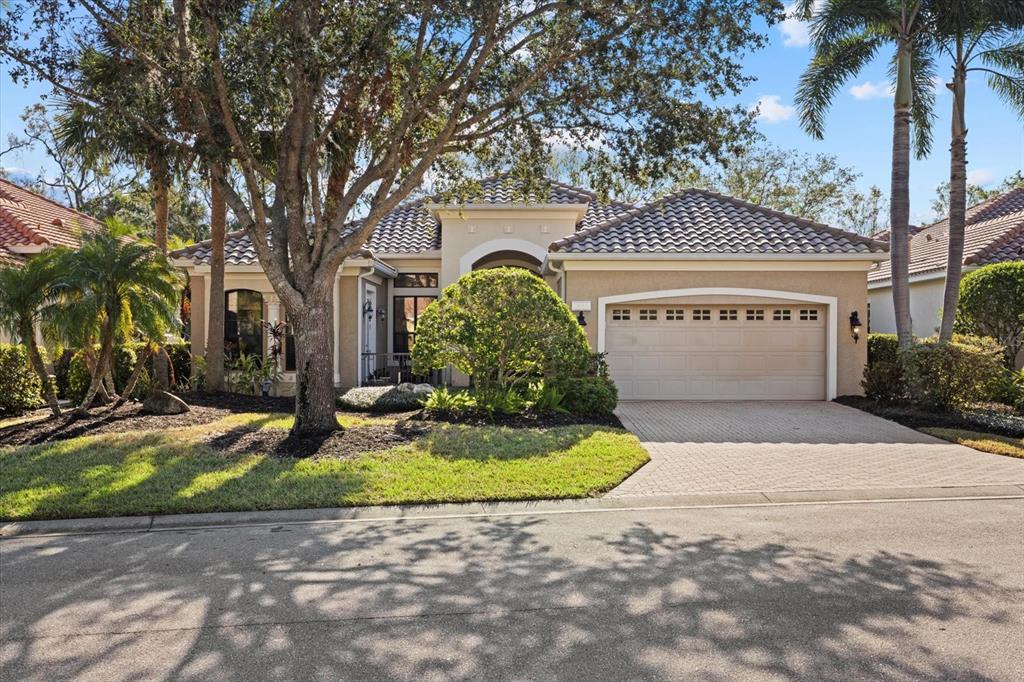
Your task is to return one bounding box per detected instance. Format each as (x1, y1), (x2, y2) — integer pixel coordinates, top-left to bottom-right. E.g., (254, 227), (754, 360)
(333, 277), (342, 385)
(266, 293), (282, 372)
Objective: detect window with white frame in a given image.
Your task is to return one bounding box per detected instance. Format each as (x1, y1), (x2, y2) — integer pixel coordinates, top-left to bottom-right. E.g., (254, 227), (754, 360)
(611, 308), (631, 321)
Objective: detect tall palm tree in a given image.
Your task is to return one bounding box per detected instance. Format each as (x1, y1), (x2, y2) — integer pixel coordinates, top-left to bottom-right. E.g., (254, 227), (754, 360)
(50, 229), (182, 413)
(932, 0), (1024, 341)
(0, 252), (64, 417)
(796, 0), (937, 348)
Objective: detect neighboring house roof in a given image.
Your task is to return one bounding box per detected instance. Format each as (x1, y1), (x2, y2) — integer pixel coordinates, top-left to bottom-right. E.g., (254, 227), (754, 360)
(172, 176), (635, 266)
(0, 180), (106, 261)
(868, 187), (1024, 283)
(550, 188), (889, 256)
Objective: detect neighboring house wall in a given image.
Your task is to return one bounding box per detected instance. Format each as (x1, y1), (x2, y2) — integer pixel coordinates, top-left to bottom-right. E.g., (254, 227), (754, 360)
(563, 265), (871, 397)
(869, 276), (954, 338)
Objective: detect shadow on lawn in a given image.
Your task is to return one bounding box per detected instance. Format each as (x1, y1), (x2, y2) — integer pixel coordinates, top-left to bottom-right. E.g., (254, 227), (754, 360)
(0, 516), (1015, 679)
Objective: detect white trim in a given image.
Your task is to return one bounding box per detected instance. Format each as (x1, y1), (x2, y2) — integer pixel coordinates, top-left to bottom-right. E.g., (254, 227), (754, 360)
(427, 202), (588, 223)
(597, 287), (839, 400)
(548, 251), (888, 262)
(458, 238), (550, 275)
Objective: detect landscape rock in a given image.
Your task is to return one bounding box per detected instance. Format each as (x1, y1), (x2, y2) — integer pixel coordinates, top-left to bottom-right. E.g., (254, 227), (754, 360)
(142, 391), (190, 415)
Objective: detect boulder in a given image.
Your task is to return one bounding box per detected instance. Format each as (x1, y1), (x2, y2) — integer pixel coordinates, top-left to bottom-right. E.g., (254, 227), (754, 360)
(142, 391), (190, 415)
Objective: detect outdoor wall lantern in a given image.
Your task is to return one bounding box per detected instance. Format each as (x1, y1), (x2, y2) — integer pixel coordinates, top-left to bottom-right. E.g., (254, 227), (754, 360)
(377, 306), (387, 322)
(571, 300), (591, 328)
(362, 300), (374, 318)
(849, 311), (863, 343)
(576, 311), (587, 327)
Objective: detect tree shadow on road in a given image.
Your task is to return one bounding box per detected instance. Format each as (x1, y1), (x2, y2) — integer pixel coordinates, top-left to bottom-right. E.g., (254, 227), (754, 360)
(0, 513), (1016, 680)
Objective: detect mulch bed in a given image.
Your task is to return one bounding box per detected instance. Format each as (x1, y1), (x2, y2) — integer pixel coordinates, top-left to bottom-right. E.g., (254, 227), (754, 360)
(203, 420), (432, 460)
(836, 396), (1024, 439)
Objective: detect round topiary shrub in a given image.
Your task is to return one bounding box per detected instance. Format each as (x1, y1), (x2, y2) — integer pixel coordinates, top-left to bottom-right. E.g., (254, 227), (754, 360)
(0, 344), (42, 416)
(412, 268), (592, 396)
(955, 261), (1024, 368)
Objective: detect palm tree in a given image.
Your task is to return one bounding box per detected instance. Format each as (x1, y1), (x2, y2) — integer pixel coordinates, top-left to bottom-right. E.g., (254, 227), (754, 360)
(50, 228), (182, 413)
(796, 0), (937, 349)
(0, 252), (64, 417)
(932, 0), (1024, 341)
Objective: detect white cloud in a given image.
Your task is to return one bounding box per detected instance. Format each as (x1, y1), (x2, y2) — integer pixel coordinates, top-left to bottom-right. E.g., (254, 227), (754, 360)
(749, 95), (796, 124)
(967, 168), (995, 186)
(849, 80), (894, 100)
(778, 1), (824, 48)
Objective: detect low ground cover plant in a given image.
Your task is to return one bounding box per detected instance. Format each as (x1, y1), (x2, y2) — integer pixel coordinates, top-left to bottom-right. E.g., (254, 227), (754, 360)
(337, 384), (434, 412)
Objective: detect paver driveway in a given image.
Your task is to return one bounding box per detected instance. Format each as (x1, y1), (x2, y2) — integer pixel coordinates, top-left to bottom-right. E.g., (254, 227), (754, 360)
(610, 401), (1024, 497)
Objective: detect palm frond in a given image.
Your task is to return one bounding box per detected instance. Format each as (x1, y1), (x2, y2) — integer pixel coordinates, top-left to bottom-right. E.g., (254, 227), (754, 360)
(979, 40), (1024, 116)
(796, 33), (881, 139)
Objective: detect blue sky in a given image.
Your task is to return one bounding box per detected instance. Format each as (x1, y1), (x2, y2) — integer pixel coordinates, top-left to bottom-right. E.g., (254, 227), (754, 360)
(1, 9), (1021, 226)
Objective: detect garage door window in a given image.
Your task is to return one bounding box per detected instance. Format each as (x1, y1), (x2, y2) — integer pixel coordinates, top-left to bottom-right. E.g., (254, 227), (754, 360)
(611, 308), (631, 321)
(773, 309), (792, 321)
(746, 309), (765, 321)
(719, 309), (738, 321)
(799, 309), (819, 321)
(639, 309), (658, 321)
(665, 309), (685, 321)
(693, 309), (711, 321)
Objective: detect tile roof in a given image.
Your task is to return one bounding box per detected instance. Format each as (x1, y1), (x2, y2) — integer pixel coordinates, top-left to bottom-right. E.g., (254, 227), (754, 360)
(868, 187), (1024, 282)
(550, 188), (889, 256)
(0, 179), (106, 254)
(0, 245), (25, 266)
(172, 176), (635, 265)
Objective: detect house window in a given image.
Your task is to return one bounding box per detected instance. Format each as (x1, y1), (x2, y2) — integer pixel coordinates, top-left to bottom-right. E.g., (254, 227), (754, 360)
(224, 290), (263, 359)
(665, 309), (685, 321)
(611, 308), (631, 321)
(773, 309), (792, 321)
(719, 309), (738, 321)
(639, 309), (657, 321)
(799, 309), (819, 321)
(394, 272), (438, 288)
(746, 309), (765, 321)
(393, 296), (436, 353)
(693, 309), (711, 321)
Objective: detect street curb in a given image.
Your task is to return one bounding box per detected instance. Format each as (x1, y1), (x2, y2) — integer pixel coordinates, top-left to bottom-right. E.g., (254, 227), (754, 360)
(2, 484), (1022, 539)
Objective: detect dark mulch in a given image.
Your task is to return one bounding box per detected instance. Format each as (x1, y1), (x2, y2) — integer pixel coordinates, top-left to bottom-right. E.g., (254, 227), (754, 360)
(204, 420), (432, 460)
(836, 395), (1024, 439)
(413, 409), (624, 429)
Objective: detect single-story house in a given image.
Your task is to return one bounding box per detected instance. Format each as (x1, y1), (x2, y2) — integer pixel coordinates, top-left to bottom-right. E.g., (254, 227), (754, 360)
(172, 176), (889, 401)
(0, 179), (106, 344)
(868, 188), (1024, 350)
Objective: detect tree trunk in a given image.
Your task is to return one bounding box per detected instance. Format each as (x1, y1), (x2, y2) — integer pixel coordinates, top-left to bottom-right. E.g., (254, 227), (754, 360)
(290, 298), (339, 436)
(152, 167), (171, 389)
(21, 320), (60, 417)
(939, 60), (967, 342)
(889, 39), (914, 349)
(113, 344), (154, 409)
(206, 167), (227, 391)
(78, 328), (114, 413)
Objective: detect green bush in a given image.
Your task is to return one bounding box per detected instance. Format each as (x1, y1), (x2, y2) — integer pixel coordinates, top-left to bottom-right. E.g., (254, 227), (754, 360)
(529, 381), (568, 413)
(867, 333), (900, 365)
(0, 344), (42, 416)
(163, 341), (191, 387)
(550, 376), (618, 416)
(337, 383), (433, 412)
(422, 386), (475, 414)
(955, 261), (1024, 368)
(412, 268), (592, 398)
(988, 368), (1024, 411)
(862, 362), (905, 404)
(475, 386), (531, 416)
(900, 335), (1004, 410)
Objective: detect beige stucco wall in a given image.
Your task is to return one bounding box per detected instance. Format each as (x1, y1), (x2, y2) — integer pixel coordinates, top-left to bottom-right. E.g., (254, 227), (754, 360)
(563, 266), (871, 397)
(436, 207), (582, 286)
(868, 277), (945, 338)
(189, 274), (206, 362)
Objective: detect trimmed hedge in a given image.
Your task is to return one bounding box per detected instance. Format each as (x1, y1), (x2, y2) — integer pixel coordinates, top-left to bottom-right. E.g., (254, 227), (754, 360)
(900, 335), (1004, 410)
(0, 344), (42, 416)
(550, 376), (618, 416)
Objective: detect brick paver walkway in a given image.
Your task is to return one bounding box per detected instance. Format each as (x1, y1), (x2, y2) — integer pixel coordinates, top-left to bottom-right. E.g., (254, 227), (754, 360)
(609, 401), (1024, 497)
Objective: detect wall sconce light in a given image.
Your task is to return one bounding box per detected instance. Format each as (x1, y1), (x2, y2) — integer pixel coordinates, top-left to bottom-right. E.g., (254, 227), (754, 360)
(576, 311), (587, 327)
(362, 300), (373, 318)
(571, 300), (591, 328)
(849, 311), (863, 343)
(377, 306), (387, 322)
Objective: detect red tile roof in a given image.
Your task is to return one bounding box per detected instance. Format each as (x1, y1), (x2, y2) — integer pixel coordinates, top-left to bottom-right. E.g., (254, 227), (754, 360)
(0, 179), (106, 257)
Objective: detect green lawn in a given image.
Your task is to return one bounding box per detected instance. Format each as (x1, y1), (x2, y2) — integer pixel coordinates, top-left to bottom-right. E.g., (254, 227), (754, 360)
(920, 427), (1024, 459)
(0, 412), (649, 520)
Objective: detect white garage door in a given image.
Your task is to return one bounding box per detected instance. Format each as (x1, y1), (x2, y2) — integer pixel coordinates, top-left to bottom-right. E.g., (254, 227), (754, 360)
(605, 304), (826, 400)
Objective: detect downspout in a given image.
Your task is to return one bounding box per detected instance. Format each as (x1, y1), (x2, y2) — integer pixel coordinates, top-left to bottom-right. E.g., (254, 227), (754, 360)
(547, 257), (566, 300)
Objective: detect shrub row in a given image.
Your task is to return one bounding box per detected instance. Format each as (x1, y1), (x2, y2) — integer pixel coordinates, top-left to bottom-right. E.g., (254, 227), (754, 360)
(54, 341), (192, 403)
(0, 344), (43, 416)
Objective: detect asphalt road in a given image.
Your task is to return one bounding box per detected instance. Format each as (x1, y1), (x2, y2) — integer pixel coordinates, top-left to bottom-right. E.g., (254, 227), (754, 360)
(2, 498), (1023, 681)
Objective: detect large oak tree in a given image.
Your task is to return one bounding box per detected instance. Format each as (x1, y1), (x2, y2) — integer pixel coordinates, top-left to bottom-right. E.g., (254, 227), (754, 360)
(3, 0), (781, 435)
